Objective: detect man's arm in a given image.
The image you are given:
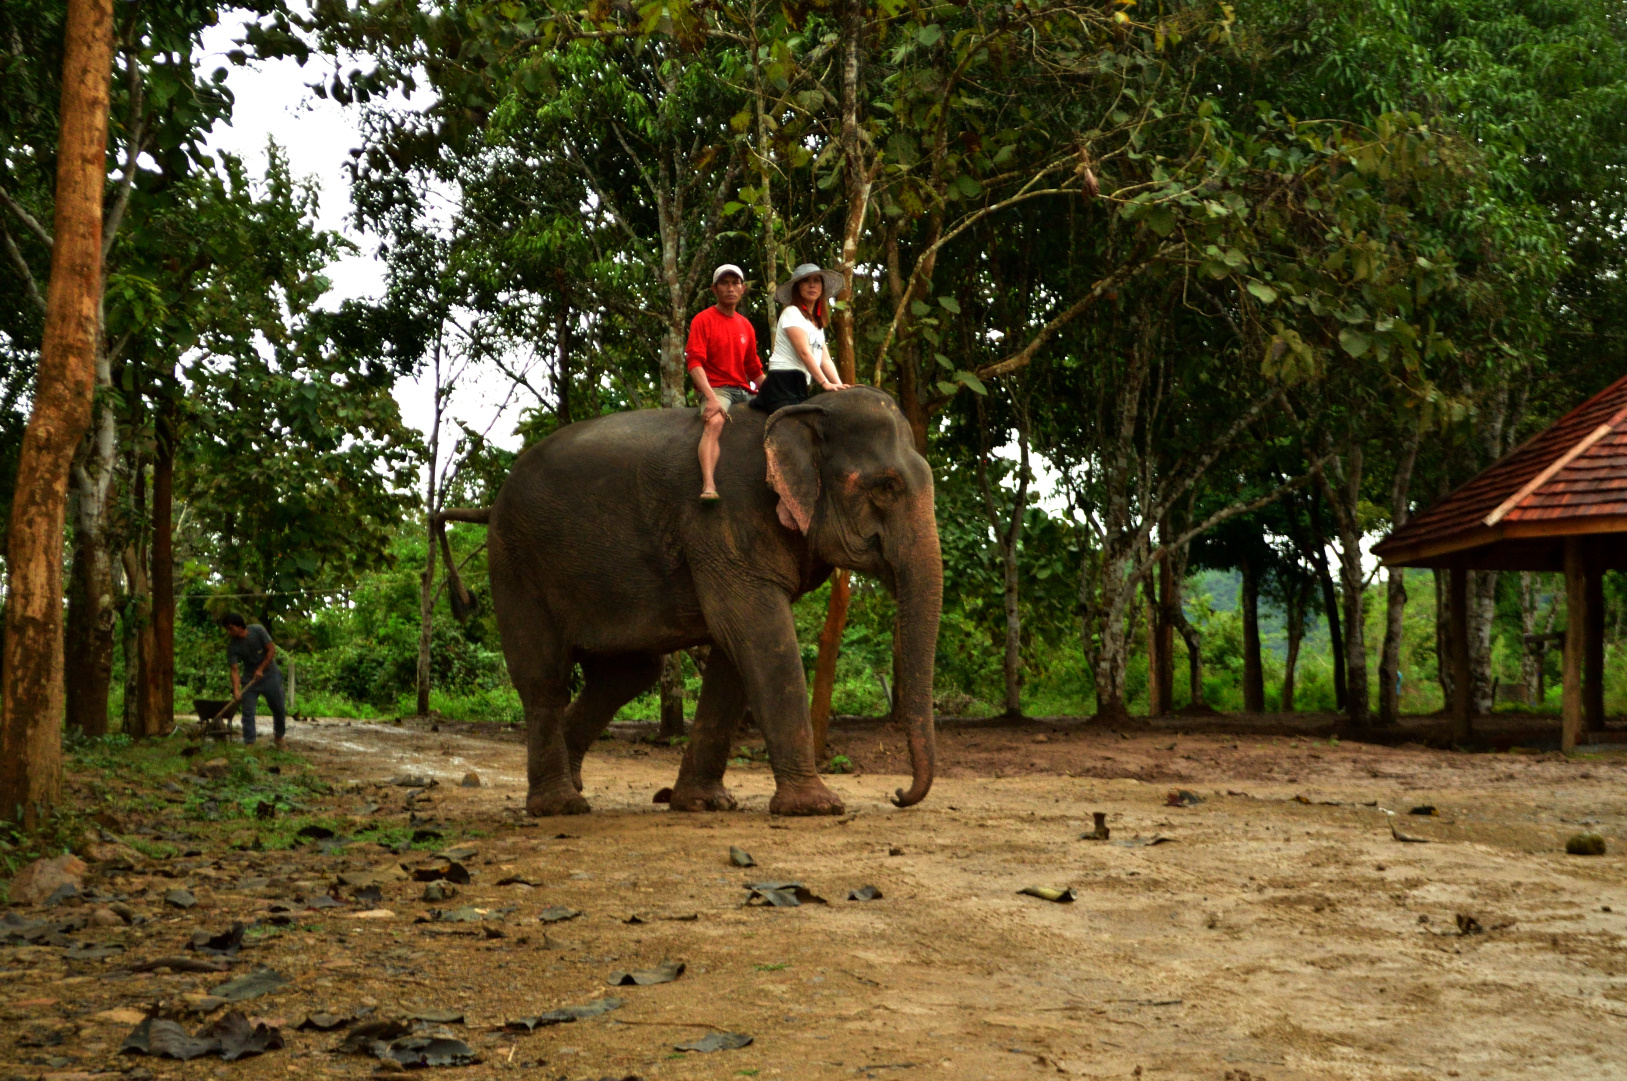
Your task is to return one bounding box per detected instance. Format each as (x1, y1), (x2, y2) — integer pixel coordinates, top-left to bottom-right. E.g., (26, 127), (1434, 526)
(251, 641), (277, 684)
(685, 316), (728, 421)
(230, 661), (242, 699)
(691, 366), (728, 423)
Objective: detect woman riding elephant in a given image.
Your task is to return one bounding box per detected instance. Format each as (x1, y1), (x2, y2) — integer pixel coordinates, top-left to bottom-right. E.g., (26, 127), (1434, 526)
(435, 384), (941, 817)
(751, 263), (850, 413)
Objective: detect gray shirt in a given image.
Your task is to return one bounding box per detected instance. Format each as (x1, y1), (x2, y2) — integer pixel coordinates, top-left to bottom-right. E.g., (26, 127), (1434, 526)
(227, 624), (279, 684)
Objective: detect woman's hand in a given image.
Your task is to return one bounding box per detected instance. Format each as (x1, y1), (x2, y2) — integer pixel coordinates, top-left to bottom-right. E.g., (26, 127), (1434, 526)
(820, 380), (850, 392)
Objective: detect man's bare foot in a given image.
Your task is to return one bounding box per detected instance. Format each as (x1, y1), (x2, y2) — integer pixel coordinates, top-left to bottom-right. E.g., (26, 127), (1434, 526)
(699, 489), (721, 503)
(274, 737), (287, 750)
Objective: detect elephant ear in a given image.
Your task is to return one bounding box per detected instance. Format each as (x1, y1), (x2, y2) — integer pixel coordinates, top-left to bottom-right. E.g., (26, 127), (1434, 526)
(763, 403), (826, 534)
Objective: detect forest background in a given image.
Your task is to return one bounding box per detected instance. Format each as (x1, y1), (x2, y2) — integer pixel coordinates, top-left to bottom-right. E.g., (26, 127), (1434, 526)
(3, 0), (1626, 740)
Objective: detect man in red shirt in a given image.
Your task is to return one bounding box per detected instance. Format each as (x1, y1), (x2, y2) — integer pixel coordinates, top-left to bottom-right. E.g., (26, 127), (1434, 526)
(685, 264), (762, 502)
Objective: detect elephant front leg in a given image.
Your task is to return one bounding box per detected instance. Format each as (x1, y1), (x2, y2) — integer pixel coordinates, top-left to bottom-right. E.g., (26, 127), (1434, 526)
(668, 649), (747, 812)
(707, 595), (845, 817)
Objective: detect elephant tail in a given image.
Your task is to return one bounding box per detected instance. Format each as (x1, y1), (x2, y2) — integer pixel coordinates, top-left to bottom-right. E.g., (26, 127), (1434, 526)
(434, 507), (490, 622)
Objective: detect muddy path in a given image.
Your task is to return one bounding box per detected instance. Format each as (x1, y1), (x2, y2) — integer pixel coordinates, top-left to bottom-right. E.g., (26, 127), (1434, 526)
(5, 716), (1627, 1081)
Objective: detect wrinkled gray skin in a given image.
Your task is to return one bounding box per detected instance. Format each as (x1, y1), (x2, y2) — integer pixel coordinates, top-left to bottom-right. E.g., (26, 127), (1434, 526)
(437, 387), (943, 816)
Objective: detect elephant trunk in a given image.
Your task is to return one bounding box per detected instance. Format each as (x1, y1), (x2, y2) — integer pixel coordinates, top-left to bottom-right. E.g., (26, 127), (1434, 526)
(887, 510), (943, 808)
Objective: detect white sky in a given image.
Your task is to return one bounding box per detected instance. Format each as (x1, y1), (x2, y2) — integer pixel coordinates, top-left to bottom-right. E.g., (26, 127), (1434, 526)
(199, 16), (535, 455)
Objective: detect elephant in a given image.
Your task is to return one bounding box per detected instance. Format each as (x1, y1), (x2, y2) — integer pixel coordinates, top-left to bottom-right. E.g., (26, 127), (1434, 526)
(433, 386), (942, 817)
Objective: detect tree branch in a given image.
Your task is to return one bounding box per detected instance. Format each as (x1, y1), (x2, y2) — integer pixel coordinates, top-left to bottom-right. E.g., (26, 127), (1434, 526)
(103, 42), (147, 263)
(974, 247), (1175, 382)
(0, 222), (46, 312)
(0, 187), (52, 248)
(870, 158), (1083, 382)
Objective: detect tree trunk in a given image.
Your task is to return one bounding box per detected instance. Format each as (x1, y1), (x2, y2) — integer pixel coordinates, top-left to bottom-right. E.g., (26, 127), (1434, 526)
(0, 0), (113, 829)
(65, 442), (116, 739)
(64, 489), (114, 738)
(657, 653), (686, 739)
(63, 315), (116, 736)
(1240, 557), (1264, 713)
(1434, 568), (1454, 712)
(554, 297), (572, 426)
(1282, 581), (1305, 712)
(1336, 541), (1367, 725)
(974, 406), (1029, 719)
(1306, 495), (1346, 711)
(1155, 546), (1175, 713)
(416, 519), (436, 717)
(999, 529), (1022, 718)
(1145, 574), (1163, 717)
(1321, 448), (1368, 725)
(1377, 568), (1407, 724)
(1520, 572), (1557, 708)
(1166, 545), (1209, 712)
(1090, 583), (1133, 723)
(1377, 426), (1420, 725)
(1083, 330), (1151, 725)
(416, 333), (443, 718)
(121, 456), (157, 739)
(148, 407), (175, 734)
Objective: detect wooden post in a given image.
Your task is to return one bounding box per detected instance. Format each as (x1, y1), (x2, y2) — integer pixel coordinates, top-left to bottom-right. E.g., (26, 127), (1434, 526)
(1562, 538), (1586, 752)
(287, 656), (297, 716)
(1449, 565), (1471, 743)
(1583, 549), (1604, 741)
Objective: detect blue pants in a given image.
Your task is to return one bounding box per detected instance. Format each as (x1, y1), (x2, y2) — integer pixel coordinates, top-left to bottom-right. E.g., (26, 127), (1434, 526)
(241, 675), (286, 744)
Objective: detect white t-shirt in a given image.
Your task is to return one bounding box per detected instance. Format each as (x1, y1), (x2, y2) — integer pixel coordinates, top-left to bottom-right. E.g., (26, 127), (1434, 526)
(768, 305), (827, 374)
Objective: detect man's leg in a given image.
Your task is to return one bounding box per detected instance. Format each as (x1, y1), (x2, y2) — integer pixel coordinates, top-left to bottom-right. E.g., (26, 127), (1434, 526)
(240, 689), (259, 745)
(264, 680), (288, 748)
(698, 409), (725, 498)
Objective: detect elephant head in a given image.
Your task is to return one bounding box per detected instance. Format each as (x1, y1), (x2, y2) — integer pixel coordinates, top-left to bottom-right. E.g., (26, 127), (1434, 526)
(763, 387), (943, 807)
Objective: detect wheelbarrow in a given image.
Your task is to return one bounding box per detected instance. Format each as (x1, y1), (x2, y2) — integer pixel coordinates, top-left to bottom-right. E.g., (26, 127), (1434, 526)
(194, 696), (241, 741)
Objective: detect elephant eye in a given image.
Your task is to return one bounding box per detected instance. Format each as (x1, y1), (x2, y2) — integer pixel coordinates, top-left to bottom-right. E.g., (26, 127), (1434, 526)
(862, 470), (905, 505)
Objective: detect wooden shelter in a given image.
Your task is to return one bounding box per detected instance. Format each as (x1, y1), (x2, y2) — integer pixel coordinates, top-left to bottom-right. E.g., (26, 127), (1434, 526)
(1374, 374), (1627, 750)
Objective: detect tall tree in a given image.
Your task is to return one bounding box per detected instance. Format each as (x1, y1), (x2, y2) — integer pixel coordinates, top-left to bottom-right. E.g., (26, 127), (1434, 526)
(0, 0), (112, 827)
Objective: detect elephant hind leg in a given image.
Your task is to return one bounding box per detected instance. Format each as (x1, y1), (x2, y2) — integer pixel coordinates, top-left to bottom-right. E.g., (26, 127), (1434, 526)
(668, 648), (747, 812)
(506, 636), (587, 817)
(563, 653), (661, 791)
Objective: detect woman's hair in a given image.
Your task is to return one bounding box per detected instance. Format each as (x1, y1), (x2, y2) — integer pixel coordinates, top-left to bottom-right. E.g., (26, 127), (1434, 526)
(793, 276), (826, 329)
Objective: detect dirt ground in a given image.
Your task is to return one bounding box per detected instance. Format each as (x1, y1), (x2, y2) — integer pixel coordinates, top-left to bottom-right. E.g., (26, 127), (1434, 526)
(5, 715), (1627, 1081)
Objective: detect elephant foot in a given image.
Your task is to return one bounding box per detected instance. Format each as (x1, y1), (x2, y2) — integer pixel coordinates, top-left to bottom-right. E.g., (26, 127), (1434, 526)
(666, 781), (739, 812)
(526, 786), (591, 816)
(769, 780), (845, 817)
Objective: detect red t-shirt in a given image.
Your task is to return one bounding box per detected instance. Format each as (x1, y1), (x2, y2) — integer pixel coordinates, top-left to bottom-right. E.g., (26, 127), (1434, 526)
(684, 306), (761, 390)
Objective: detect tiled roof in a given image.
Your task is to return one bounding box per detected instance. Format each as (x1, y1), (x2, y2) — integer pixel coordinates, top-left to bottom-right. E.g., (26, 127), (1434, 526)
(1374, 373), (1627, 565)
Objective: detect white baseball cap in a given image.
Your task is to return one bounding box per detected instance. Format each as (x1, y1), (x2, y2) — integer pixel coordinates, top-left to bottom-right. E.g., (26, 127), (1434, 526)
(712, 263), (746, 284)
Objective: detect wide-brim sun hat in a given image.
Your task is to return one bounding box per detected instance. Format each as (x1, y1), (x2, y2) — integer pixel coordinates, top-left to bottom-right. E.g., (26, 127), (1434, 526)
(775, 263), (846, 306)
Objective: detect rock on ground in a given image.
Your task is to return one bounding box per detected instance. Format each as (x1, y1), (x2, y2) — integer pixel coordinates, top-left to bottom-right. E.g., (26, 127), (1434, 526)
(8, 854), (87, 906)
